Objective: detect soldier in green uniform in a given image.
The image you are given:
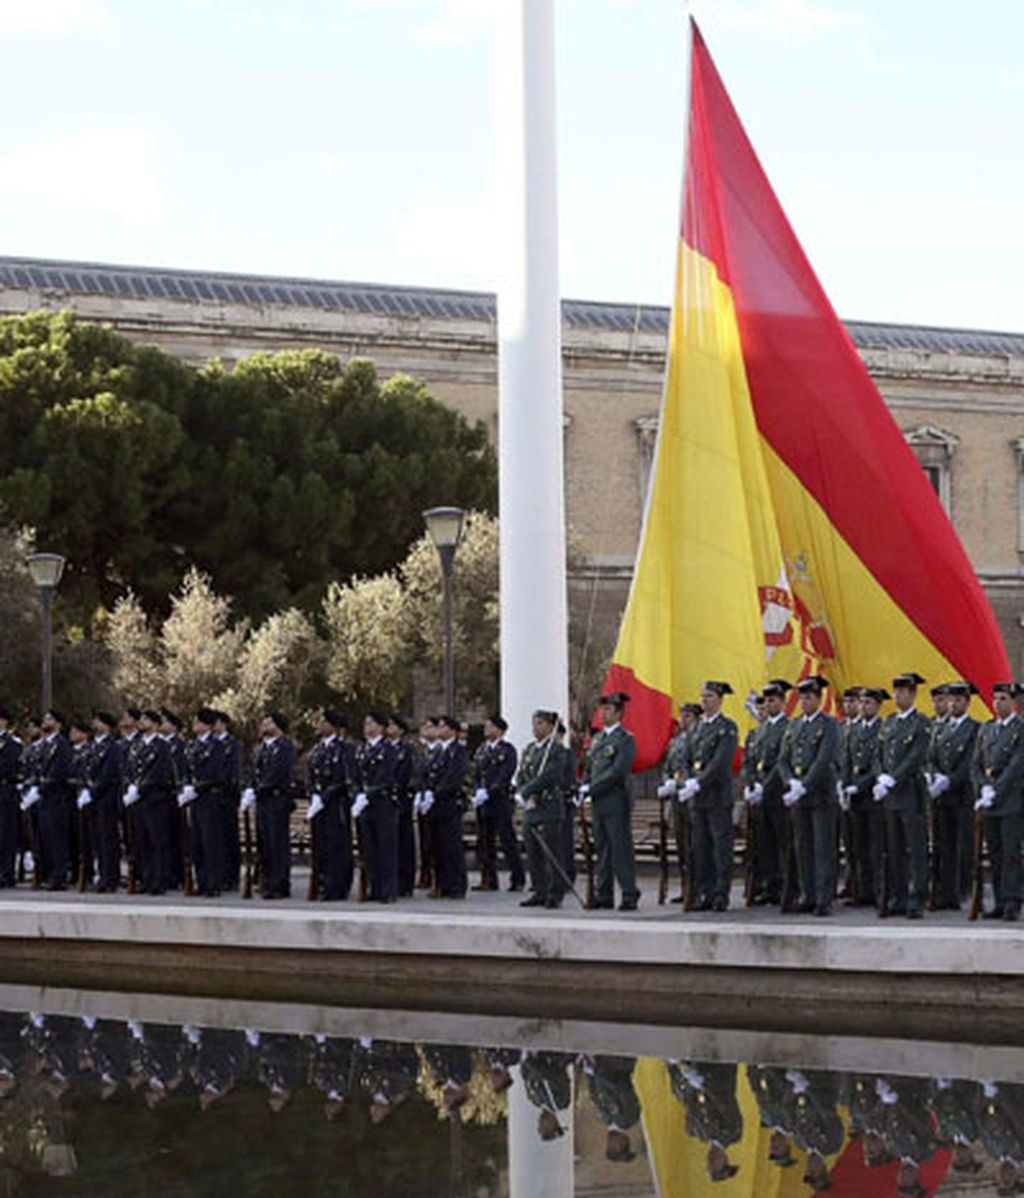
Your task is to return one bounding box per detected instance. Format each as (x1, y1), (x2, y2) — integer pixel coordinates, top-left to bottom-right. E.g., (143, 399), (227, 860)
(841, 687), (886, 907)
(973, 682), (1024, 921)
(745, 680), (790, 905)
(582, 1054), (640, 1162)
(975, 1079), (1024, 1195)
(668, 1060), (742, 1182)
(658, 702), (701, 903)
(514, 709), (565, 910)
(782, 1068), (844, 1192)
(747, 1064), (798, 1167)
(873, 672), (931, 919)
(874, 1075), (935, 1197)
(778, 676), (839, 916)
(580, 692), (639, 911)
(837, 685), (863, 898)
(521, 1050), (574, 1141)
(926, 681), (979, 909)
(677, 682), (738, 912)
(929, 1077), (983, 1177)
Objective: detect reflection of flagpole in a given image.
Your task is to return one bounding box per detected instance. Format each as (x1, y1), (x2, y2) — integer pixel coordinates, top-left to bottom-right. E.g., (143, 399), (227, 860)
(448, 1109), (465, 1198)
(496, 0), (569, 745)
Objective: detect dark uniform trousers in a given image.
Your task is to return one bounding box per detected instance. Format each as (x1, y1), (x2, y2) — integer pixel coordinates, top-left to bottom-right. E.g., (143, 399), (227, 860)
(755, 799), (786, 903)
(396, 790), (416, 896)
(933, 795), (967, 907)
(592, 798), (638, 905)
(525, 810), (564, 904)
(848, 800), (880, 904)
(985, 812), (1023, 912)
(193, 788), (225, 894)
(883, 802), (928, 911)
(136, 790), (174, 893)
(37, 737), (73, 886)
(794, 802), (838, 910)
(316, 792), (353, 900)
(425, 740), (468, 899)
(479, 793), (525, 887)
(692, 804), (732, 906)
(362, 795), (399, 901)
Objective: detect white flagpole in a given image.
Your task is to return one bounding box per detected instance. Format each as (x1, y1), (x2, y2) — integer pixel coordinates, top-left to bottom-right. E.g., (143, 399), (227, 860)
(496, 0), (569, 745)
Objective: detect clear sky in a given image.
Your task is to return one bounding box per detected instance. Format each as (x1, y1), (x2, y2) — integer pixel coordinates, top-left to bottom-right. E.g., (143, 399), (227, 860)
(1, 0), (1021, 332)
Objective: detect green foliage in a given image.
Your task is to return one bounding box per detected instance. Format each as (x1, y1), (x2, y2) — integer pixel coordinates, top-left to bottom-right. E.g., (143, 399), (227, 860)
(0, 311), (497, 622)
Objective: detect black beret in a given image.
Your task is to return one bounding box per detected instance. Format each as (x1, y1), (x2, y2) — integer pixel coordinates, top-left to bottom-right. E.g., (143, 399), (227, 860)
(929, 684), (949, 698)
(142, 709), (163, 724)
(267, 711), (290, 734)
(160, 708), (183, 730)
(438, 715), (460, 732)
(93, 711), (117, 730)
(45, 709), (67, 727)
(487, 714), (508, 732)
(321, 708), (346, 730)
(365, 711), (388, 728)
(763, 679), (791, 698)
(125, 706), (143, 721)
(0, 706), (13, 723)
(195, 707), (218, 727)
(70, 717), (92, 734)
(388, 713), (409, 733)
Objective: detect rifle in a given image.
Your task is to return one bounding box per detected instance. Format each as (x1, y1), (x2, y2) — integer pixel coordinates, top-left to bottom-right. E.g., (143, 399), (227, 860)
(681, 803), (694, 911)
(529, 823), (587, 910)
(76, 803), (89, 892)
(307, 798), (320, 902)
(27, 808), (41, 891)
(780, 807), (799, 913)
(968, 810), (984, 921)
(926, 796), (939, 911)
(657, 791), (669, 905)
(878, 806), (890, 918)
(743, 800), (757, 907)
(242, 806), (254, 900)
(181, 804), (195, 897)
(578, 795), (596, 908)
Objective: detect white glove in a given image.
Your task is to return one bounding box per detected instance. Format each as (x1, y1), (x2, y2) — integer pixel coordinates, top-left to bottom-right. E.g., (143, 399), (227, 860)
(420, 790), (435, 815)
(305, 792), (324, 821)
(839, 790), (851, 813)
(472, 787), (489, 808)
(877, 773), (896, 789)
(657, 780), (676, 799)
(240, 787), (256, 811)
(976, 784), (996, 811)
(746, 783), (764, 805)
(123, 783), (140, 808)
(578, 783), (591, 802)
(177, 785), (197, 808)
(76, 787), (93, 810)
(678, 778), (700, 803)
(929, 773), (950, 798)
(514, 793), (525, 809)
(871, 782), (887, 802)
(413, 791), (424, 814)
(351, 793), (369, 820)
(20, 785), (40, 811)
(844, 785), (858, 798)
(783, 780), (805, 807)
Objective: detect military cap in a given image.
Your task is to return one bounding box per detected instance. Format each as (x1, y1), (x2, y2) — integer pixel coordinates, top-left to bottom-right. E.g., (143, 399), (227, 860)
(701, 680), (734, 696)
(125, 706), (143, 721)
(682, 703), (703, 717)
(0, 706), (13, 723)
(532, 709), (558, 724)
(945, 681), (978, 697)
(842, 686), (862, 699)
(763, 679), (792, 698)
(160, 708), (183, 731)
(861, 687), (890, 702)
(213, 710), (231, 726)
(93, 711), (117, 730)
(437, 714), (460, 732)
(599, 691), (630, 707)
(266, 710), (290, 734)
(796, 676), (828, 695)
(486, 714), (509, 732)
(195, 706), (218, 727)
(142, 708), (163, 724)
(365, 710), (389, 728)
(992, 682), (1017, 697)
(892, 672), (926, 689)
(70, 717), (92, 734)
(388, 713), (409, 732)
(929, 684), (950, 698)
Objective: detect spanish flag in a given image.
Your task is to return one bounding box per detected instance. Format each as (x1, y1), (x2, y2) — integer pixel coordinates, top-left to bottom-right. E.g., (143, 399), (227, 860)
(606, 20), (1009, 771)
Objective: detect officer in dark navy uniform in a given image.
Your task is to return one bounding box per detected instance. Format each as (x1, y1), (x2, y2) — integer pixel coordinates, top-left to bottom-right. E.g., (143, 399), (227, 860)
(0, 707), (22, 888)
(160, 710), (188, 888)
(354, 712), (398, 903)
(185, 708), (227, 896)
(472, 714), (523, 892)
(246, 712), (296, 900)
(387, 714), (417, 897)
(34, 710), (74, 890)
(214, 711), (242, 890)
(424, 715), (468, 899)
(521, 1050), (574, 1141)
(124, 710), (176, 894)
(83, 711), (123, 892)
(582, 1054), (641, 1163)
(307, 709), (355, 901)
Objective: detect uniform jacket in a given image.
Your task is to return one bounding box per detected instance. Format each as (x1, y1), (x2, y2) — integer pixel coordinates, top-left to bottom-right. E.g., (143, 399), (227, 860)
(426, 738), (468, 800)
(779, 713), (839, 808)
(127, 734), (175, 800)
(0, 731), (22, 799)
(661, 728), (691, 784)
(186, 733), (224, 794)
(390, 737), (414, 791)
(584, 1055), (641, 1131)
(843, 717), (882, 804)
(307, 736), (354, 802)
(973, 715), (1024, 817)
(521, 1051), (573, 1113)
(355, 737), (396, 797)
(875, 709), (931, 812)
(474, 738), (518, 797)
(252, 737), (295, 797)
(751, 715), (789, 804)
(669, 1061), (743, 1148)
(685, 715), (737, 809)
(584, 725), (637, 809)
(217, 732), (241, 797)
(515, 736), (563, 824)
(36, 733), (72, 802)
(85, 734), (123, 803)
(929, 715), (980, 808)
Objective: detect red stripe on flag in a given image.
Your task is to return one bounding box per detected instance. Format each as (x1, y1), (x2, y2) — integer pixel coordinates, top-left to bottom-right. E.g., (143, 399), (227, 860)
(603, 662), (676, 773)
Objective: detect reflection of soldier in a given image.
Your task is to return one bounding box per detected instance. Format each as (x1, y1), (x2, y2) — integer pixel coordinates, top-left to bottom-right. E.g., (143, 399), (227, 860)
(0, 1010), (23, 1096)
(582, 1055), (639, 1163)
(422, 1044), (473, 1113)
(747, 1065), (798, 1167)
(194, 1028), (246, 1111)
(361, 1039), (419, 1125)
(252, 1030), (303, 1113)
(782, 1069), (843, 1191)
(976, 1080), (1024, 1197)
(875, 1076), (936, 1198)
(841, 1073), (891, 1167)
(483, 1047), (520, 1094)
(306, 1034), (356, 1120)
(929, 1078), (982, 1177)
(521, 1051), (573, 1141)
(76, 1017), (131, 1101)
(668, 1060), (742, 1182)
(132, 1021), (187, 1109)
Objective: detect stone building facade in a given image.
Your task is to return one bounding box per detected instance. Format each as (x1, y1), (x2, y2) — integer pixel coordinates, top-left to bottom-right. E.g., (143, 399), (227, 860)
(3, 255), (1024, 671)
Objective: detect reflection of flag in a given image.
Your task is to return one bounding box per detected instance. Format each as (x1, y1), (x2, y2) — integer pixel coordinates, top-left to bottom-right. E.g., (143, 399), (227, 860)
(605, 19), (1009, 771)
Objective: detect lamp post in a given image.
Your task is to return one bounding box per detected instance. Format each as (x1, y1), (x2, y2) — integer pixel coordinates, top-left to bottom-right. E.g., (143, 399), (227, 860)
(25, 553), (65, 713)
(423, 507), (465, 715)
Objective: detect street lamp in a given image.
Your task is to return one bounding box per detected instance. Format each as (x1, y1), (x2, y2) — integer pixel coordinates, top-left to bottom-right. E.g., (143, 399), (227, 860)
(25, 552), (65, 713)
(423, 507), (466, 715)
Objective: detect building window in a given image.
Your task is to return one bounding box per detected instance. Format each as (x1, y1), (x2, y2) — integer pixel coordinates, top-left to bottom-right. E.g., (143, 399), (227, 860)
(903, 424), (957, 513)
(634, 415), (659, 510)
